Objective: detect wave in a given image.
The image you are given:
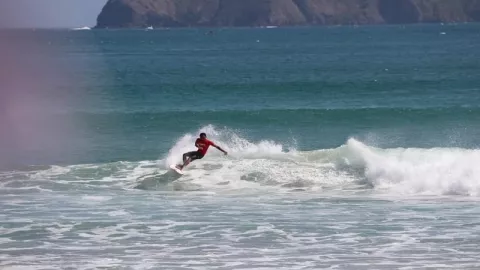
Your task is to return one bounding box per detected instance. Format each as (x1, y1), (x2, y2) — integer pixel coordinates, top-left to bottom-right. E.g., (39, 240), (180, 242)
(69, 106), (480, 116)
(71, 27), (91, 31)
(2, 125), (480, 196)
(345, 139), (480, 196)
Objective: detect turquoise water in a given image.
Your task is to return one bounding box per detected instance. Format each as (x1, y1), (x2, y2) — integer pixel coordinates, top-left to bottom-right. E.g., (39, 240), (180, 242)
(2, 24), (480, 269)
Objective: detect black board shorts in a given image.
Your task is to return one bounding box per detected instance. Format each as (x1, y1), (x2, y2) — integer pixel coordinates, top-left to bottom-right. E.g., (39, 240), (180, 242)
(185, 151), (204, 161)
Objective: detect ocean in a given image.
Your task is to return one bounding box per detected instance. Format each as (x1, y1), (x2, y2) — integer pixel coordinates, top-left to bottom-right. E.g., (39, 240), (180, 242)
(1, 24), (480, 269)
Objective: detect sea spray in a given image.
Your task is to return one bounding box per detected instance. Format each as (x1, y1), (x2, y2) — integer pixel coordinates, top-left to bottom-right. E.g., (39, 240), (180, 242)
(346, 139), (480, 196)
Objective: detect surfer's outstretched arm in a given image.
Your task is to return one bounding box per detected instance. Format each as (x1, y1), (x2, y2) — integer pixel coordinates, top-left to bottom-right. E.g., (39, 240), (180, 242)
(214, 145), (228, 155)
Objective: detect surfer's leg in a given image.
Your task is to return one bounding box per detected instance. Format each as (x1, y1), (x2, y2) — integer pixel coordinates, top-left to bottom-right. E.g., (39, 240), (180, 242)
(183, 152), (204, 168)
(180, 151), (198, 169)
(182, 158), (191, 169)
(182, 152), (189, 163)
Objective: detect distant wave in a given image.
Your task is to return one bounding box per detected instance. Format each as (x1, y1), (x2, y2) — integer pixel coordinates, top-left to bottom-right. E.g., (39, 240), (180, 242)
(71, 27), (91, 31)
(67, 106), (480, 115)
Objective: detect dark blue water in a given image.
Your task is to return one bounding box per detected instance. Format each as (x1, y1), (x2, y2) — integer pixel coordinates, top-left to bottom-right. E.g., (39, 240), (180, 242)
(2, 24), (480, 166)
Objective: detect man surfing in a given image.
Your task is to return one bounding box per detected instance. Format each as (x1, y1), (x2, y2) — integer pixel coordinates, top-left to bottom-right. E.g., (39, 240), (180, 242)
(176, 133), (227, 171)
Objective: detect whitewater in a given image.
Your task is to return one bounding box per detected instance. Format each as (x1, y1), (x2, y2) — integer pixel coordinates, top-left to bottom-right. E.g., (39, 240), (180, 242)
(2, 127), (480, 269)
(4, 125), (480, 197)
(146, 126), (480, 197)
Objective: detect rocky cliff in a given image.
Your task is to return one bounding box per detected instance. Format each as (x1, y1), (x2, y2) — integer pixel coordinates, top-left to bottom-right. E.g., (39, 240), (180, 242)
(96, 0), (480, 28)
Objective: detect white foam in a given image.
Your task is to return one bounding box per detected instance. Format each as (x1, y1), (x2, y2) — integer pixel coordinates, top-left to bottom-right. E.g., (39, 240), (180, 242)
(108, 210), (129, 217)
(72, 26), (91, 31)
(163, 125), (288, 167)
(78, 258), (122, 270)
(346, 138), (480, 196)
(161, 125), (355, 192)
(31, 165), (71, 178)
(81, 195), (112, 202)
(46, 223), (74, 240)
(161, 127), (480, 196)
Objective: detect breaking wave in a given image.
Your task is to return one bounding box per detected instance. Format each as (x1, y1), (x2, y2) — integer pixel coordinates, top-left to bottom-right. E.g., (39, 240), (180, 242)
(2, 125), (480, 197)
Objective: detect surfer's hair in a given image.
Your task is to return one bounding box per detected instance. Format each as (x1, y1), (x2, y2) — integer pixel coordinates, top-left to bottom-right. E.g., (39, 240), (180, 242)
(200, 133), (206, 137)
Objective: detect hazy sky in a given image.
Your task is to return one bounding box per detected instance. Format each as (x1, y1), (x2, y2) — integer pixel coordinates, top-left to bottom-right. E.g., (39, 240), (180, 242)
(1, 0), (108, 28)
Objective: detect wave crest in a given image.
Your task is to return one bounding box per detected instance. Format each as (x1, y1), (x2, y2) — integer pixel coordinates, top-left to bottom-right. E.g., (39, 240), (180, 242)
(3, 125), (480, 197)
(345, 138), (480, 196)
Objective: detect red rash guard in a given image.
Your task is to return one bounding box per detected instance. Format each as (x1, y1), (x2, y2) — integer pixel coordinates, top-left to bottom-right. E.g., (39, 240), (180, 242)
(196, 138), (215, 155)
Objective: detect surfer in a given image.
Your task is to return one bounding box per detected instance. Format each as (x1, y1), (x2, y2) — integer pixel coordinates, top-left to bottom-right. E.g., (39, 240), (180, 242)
(176, 133), (227, 170)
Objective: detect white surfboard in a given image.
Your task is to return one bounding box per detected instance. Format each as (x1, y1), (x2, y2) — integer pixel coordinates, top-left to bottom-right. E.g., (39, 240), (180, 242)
(169, 164), (184, 175)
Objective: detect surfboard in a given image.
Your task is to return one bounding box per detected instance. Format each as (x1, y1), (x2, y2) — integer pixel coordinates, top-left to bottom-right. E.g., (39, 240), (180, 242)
(169, 164), (184, 175)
